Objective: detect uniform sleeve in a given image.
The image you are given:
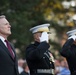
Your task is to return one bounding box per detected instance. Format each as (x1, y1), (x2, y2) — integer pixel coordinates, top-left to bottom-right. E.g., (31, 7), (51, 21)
(60, 38), (74, 57)
(25, 41), (50, 60)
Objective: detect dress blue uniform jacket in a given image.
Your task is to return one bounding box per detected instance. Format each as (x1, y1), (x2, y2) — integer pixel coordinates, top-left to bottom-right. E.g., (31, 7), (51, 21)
(25, 41), (55, 75)
(0, 39), (19, 75)
(60, 39), (76, 75)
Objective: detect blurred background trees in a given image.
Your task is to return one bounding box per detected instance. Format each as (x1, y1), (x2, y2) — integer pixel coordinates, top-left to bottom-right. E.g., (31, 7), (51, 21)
(0, 0), (76, 58)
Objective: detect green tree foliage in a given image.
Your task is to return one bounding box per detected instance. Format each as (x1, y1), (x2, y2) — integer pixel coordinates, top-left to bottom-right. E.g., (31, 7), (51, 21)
(0, 0), (75, 58)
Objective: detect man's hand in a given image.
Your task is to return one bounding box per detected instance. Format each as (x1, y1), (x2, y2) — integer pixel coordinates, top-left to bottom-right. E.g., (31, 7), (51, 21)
(39, 32), (48, 42)
(68, 35), (76, 41)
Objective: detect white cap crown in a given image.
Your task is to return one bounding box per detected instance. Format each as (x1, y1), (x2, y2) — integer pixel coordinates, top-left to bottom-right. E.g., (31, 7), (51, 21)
(66, 29), (76, 37)
(30, 23), (50, 33)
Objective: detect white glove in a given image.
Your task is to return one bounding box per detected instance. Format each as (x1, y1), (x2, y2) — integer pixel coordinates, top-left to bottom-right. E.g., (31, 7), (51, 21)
(39, 32), (48, 42)
(68, 35), (76, 41)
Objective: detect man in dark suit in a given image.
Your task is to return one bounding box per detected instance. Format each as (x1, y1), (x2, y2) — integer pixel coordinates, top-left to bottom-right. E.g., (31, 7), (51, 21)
(0, 15), (19, 75)
(60, 29), (76, 75)
(25, 24), (55, 75)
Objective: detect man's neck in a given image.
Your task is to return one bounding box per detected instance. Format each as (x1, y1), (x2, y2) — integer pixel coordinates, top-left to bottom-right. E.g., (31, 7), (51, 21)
(0, 34), (8, 40)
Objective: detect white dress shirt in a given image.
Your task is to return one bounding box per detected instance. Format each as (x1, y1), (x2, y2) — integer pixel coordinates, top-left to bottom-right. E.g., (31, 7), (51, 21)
(0, 36), (7, 46)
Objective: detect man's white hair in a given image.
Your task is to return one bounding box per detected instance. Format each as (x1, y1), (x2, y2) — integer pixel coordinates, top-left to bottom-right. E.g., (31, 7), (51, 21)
(0, 15), (5, 19)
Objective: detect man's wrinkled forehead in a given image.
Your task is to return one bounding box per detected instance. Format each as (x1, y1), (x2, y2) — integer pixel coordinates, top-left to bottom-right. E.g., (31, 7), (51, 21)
(0, 18), (8, 25)
(0, 15), (6, 24)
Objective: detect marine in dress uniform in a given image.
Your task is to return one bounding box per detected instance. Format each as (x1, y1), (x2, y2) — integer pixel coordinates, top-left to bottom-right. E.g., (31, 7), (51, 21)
(25, 24), (55, 75)
(60, 29), (76, 75)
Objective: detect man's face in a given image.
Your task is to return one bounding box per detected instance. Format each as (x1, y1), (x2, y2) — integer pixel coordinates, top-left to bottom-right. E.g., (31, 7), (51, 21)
(73, 40), (76, 45)
(33, 32), (49, 42)
(33, 32), (42, 42)
(0, 18), (11, 36)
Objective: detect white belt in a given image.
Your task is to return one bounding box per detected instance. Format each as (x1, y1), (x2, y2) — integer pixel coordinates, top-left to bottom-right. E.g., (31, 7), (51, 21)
(37, 69), (55, 74)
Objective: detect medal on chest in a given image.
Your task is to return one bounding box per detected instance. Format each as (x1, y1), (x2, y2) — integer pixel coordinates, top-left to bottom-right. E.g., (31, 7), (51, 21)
(44, 51), (55, 63)
(49, 52), (55, 63)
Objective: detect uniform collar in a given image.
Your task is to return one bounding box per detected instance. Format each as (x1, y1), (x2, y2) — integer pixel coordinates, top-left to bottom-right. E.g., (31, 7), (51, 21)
(34, 41), (40, 46)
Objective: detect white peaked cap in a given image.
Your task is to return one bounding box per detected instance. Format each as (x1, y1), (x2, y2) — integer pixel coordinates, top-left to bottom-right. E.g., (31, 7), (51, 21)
(66, 29), (76, 37)
(30, 23), (50, 33)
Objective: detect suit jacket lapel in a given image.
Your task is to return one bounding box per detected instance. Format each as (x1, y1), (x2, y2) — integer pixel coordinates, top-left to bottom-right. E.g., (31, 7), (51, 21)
(0, 39), (15, 61)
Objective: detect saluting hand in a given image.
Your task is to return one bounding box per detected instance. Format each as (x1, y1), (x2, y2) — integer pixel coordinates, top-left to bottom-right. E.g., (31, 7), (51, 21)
(39, 32), (49, 43)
